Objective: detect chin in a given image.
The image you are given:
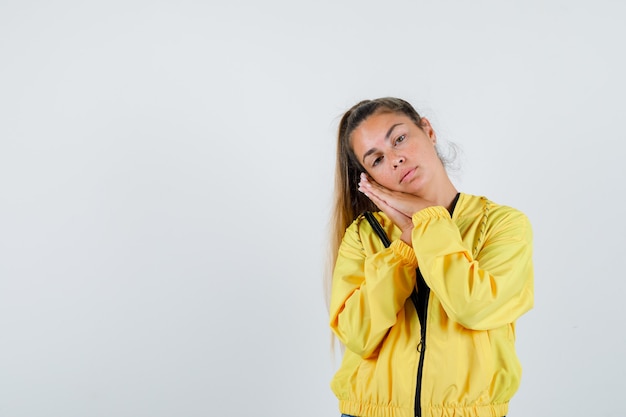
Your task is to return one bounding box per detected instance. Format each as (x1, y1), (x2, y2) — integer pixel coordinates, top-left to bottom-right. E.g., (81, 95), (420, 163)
(404, 182), (425, 196)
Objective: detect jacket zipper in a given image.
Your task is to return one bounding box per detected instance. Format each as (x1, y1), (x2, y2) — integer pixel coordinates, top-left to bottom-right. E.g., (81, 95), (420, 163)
(363, 202), (458, 417)
(412, 270), (430, 417)
(413, 192), (461, 417)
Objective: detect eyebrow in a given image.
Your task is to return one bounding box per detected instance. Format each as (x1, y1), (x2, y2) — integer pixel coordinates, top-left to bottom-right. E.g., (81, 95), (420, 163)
(361, 123), (403, 164)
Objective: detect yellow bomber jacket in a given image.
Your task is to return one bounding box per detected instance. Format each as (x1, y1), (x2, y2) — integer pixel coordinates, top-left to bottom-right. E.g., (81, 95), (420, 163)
(329, 193), (534, 417)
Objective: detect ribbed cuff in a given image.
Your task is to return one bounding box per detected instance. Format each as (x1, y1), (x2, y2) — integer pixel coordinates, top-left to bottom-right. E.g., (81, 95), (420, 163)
(390, 239), (417, 267)
(412, 205), (450, 223)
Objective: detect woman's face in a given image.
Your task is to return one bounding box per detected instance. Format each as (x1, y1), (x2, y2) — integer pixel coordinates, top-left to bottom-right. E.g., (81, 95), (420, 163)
(351, 111), (443, 195)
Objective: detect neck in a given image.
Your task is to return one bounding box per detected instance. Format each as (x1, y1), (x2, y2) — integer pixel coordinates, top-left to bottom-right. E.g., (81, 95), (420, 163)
(424, 179), (459, 211)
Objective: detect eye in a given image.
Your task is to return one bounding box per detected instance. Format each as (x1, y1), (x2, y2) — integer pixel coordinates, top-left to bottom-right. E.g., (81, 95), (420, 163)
(372, 155), (383, 167)
(394, 134), (406, 145)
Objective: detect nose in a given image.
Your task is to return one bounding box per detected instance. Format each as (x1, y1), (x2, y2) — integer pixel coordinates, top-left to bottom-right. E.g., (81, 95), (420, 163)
(393, 156), (404, 168)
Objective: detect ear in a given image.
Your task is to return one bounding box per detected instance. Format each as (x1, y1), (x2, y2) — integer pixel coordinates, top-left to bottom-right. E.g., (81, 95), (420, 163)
(419, 117), (437, 144)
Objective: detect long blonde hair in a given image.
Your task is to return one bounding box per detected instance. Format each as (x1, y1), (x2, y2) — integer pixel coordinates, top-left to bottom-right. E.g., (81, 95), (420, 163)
(325, 98), (424, 306)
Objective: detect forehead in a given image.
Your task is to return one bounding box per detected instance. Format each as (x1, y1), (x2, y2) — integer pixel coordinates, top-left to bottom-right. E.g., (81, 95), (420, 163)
(357, 111), (412, 134)
(351, 111), (412, 147)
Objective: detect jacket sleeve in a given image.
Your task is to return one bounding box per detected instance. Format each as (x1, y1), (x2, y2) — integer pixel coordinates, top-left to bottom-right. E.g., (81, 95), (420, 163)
(412, 205), (534, 331)
(329, 218), (418, 358)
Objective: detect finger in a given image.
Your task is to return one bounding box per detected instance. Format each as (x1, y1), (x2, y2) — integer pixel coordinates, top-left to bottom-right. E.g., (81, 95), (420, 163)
(359, 175), (385, 198)
(358, 183), (387, 211)
(365, 192), (412, 231)
(359, 180), (398, 209)
(359, 186), (406, 220)
(360, 174), (397, 199)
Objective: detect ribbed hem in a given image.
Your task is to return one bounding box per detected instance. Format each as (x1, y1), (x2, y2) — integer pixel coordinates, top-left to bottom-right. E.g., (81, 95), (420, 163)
(338, 400), (509, 417)
(339, 400), (411, 417)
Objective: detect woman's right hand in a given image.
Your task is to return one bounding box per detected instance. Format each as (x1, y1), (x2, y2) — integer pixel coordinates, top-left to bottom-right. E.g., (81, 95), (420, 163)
(358, 173), (420, 245)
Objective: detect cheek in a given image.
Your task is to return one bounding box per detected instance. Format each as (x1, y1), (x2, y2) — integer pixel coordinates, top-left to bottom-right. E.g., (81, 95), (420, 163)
(370, 171), (397, 190)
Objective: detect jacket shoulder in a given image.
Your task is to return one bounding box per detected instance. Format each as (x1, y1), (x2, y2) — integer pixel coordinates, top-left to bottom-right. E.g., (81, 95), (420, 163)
(459, 193), (530, 223)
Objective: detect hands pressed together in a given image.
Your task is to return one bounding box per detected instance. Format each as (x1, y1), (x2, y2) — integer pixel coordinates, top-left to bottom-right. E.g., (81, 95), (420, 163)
(358, 173), (435, 246)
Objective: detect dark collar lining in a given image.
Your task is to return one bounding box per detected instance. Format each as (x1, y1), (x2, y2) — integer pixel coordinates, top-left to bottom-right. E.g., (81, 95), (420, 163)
(448, 192), (461, 216)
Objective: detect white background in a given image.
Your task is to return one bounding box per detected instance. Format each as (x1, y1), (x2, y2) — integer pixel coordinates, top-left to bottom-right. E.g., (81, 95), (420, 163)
(1, 1), (625, 416)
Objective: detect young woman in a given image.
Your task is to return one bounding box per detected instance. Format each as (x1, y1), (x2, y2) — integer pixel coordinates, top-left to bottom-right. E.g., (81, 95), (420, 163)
(328, 97), (533, 417)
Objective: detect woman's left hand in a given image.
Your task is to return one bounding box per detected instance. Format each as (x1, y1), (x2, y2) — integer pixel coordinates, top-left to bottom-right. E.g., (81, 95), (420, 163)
(358, 173), (434, 245)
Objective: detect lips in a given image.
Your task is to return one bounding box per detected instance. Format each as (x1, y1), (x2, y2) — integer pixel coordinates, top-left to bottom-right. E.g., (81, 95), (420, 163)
(400, 168), (416, 184)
